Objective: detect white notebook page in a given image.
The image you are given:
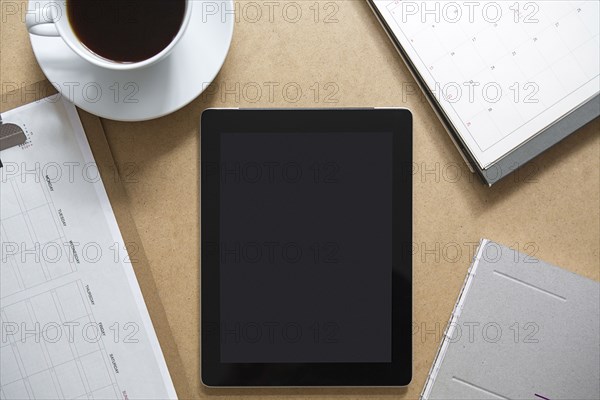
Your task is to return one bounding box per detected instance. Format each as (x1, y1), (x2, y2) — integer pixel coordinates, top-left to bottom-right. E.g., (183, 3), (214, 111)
(0, 98), (176, 399)
(375, 0), (600, 168)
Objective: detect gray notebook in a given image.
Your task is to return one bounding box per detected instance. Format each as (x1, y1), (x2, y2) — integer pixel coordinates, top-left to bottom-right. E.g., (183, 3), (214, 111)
(421, 239), (600, 400)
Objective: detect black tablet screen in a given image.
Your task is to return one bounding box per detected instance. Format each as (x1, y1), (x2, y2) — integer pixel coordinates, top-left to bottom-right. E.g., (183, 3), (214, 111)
(219, 132), (393, 363)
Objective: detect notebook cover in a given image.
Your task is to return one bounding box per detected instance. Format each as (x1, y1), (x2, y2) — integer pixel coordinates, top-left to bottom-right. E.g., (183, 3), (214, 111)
(482, 94), (600, 185)
(421, 239), (600, 400)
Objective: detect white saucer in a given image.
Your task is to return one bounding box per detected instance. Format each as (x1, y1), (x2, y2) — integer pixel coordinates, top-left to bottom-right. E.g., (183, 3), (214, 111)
(30, 1), (234, 122)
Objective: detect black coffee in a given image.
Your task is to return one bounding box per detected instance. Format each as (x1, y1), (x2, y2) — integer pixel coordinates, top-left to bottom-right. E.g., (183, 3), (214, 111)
(68, 0), (186, 63)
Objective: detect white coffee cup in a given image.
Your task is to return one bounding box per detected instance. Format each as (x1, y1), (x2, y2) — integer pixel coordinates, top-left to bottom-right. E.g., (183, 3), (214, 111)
(25, 0), (193, 71)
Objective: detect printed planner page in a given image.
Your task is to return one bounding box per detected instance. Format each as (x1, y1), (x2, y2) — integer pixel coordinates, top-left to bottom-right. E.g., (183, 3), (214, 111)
(0, 98), (176, 399)
(375, 0), (600, 168)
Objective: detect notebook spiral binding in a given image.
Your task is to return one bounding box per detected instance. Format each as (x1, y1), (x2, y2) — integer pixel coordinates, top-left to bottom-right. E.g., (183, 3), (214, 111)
(0, 115), (27, 150)
(420, 239), (488, 400)
(0, 114), (28, 167)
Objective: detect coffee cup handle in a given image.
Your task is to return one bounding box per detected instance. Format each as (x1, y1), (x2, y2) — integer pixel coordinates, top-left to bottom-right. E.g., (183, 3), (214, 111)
(26, 8), (59, 37)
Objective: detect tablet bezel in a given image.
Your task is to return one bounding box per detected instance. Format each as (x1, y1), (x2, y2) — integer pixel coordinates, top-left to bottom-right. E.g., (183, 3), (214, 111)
(201, 108), (412, 387)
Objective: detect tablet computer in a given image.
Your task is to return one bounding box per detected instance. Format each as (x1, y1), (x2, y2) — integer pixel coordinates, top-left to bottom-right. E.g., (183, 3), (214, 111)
(201, 108), (412, 387)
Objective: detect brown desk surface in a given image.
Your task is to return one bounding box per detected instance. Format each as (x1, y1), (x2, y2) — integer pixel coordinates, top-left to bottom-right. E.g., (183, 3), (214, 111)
(2, 1), (599, 398)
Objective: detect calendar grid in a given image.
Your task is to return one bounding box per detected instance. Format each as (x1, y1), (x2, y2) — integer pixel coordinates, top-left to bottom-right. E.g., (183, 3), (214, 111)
(385, 0), (599, 164)
(0, 280), (122, 400)
(1, 171), (76, 299)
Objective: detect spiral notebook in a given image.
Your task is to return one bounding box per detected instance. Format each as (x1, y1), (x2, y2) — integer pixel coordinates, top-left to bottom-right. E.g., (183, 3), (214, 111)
(421, 239), (600, 400)
(369, 0), (600, 185)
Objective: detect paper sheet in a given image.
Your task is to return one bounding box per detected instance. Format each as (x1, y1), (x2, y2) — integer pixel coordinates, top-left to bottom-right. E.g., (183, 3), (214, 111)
(0, 97), (176, 399)
(374, 0), (600, 168)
